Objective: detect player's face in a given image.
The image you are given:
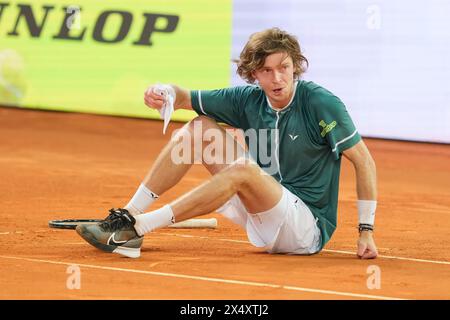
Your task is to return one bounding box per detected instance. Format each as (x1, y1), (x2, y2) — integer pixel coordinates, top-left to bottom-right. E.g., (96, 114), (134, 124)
(253, 52), (295, 109)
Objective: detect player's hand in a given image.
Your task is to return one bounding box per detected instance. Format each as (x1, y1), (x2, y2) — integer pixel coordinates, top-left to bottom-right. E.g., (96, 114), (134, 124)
(357, 230), (378, 259)
(144, 84), (168, 110)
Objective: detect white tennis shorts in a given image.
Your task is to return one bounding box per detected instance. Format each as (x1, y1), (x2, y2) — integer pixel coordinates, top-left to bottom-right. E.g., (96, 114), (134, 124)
(217, 186), (322, 255)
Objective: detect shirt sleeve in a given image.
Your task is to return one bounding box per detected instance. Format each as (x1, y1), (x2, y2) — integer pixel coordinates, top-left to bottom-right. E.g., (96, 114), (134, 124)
(310, 88), (361, 160)
(190, 86), (252, 129)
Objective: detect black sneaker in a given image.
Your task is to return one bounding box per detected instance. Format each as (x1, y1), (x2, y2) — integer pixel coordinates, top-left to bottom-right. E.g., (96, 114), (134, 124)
(76, 208), (143, 258)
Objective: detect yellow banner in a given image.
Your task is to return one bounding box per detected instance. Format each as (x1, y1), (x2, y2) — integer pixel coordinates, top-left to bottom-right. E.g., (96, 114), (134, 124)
(0, 0), (232, 121)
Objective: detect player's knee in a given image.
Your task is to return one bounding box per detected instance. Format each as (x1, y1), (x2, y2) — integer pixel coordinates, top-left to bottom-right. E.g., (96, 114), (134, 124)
(227, 158), (260, 187)
(187, 115), (219, 133)
(174, 115), (219, 145)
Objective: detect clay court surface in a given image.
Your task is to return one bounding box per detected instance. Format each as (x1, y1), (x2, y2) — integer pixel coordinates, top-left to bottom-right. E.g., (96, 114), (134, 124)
(1, 106), (449, 300)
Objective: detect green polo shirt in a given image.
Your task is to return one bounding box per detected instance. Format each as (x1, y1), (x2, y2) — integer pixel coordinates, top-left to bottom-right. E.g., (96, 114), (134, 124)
(190, 80), (361, 250)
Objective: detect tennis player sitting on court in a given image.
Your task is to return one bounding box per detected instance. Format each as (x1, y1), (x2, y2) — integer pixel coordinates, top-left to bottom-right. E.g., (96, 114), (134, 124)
(76, 27), (378, 259)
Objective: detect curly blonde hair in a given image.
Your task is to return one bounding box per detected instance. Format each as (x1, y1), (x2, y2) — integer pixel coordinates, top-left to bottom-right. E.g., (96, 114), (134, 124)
(235, 28), (308, 84)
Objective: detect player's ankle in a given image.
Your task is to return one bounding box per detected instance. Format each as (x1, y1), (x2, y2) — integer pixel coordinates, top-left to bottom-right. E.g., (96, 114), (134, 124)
(124, 183), (159, 215)
(134, 205), (174, 236)
(123, 204), (143, 216)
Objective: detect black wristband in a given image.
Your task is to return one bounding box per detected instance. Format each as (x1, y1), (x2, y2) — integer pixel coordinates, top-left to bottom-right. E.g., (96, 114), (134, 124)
(358, 223), (374, 233)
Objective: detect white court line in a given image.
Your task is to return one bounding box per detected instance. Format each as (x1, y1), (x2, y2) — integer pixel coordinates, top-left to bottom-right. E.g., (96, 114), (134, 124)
(322, 249), (450, 266)
(4, 228), (448, 265)
(157, 232), (450, 266)
(0, 231), (24, 235)
(0, 255), (404, 300)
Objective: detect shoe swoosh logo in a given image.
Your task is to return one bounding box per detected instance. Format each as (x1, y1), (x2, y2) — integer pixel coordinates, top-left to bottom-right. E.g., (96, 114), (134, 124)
(107, 233), (127, 246)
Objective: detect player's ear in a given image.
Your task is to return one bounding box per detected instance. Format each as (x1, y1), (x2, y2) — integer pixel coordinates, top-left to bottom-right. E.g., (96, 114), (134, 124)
(251, 70), (258, 83)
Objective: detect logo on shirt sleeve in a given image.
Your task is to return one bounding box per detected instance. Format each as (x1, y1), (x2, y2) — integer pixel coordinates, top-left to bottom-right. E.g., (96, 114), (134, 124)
(319, 120), (337, 137)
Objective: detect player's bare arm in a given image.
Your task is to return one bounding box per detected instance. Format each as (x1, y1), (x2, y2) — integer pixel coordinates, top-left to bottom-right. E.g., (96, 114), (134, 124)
(343, 140), (378, 259)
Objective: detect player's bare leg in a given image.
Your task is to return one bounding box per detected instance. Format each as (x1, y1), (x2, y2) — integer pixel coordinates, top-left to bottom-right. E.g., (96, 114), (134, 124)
(171, 158), (282, 221)
(132, 115), (283, 235)
(142, 115), (246, 195)
(124, 115), (246, 215)
(139, 115), (281, 215)
(76, 116), (283, 257)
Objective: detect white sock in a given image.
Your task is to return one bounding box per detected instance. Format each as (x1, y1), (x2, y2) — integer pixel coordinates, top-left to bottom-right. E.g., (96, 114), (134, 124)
(134, 204), (175, 236)
(124, 183), (159, 216)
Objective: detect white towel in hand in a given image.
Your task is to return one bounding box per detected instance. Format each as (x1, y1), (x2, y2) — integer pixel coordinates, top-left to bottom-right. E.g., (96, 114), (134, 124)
(153, 84), (175, 134)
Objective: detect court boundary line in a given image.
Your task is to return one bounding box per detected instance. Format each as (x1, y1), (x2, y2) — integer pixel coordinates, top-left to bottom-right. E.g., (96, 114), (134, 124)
(2, 229), (448, 265)
(157, 232), (450, 266)
(0, 255), (404, 300)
